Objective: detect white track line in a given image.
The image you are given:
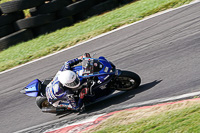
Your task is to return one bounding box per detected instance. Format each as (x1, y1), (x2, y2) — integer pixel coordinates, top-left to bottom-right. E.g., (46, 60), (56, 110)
(1, 0), (199, 75)
(43, 92), (200, 133)
(120, 91), (200, 110)
(15, 90), (200, 133)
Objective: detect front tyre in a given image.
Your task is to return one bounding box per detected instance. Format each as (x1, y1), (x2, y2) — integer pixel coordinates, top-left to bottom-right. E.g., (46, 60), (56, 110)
(114, 71), (141, 91)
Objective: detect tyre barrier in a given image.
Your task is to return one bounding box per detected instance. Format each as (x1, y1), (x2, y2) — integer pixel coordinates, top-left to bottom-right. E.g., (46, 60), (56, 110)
(85, 0), (119, 17)
(0, 11), (24, 27)
(0, 24), (15, 38)
(0, 0), (135, 51)
(0, 8), (2, 15)
(0, 29), (33, 50)
(29, 0), (72, 16)
(14, 13), (56, 30)
(0, 0), (46, 14)
(32, 17), (73, 36)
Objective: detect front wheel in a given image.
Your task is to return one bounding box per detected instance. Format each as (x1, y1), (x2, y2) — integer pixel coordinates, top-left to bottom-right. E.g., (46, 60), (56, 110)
(114, 71), (141, 91)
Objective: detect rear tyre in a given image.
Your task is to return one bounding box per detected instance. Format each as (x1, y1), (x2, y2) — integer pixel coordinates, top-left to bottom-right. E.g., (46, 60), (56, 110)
(0, 0), (45, 14)
(114, 71), (141, 91)
(36, 96), (67, 114)
(0, 29), (33, 51)
(0, 11), (24, 27)
(36, 96), (52, 109)
(0, 24), (15, 38)
(15, 13), (55, 30)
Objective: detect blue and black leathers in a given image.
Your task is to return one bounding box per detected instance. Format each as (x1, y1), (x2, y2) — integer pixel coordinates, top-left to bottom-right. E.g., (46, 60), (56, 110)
(46, 58), (84, 110)
(46, 57), (113, 111)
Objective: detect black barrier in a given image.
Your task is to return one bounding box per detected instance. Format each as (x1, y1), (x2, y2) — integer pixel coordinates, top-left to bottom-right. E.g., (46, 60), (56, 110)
(0, 0), (135, 51)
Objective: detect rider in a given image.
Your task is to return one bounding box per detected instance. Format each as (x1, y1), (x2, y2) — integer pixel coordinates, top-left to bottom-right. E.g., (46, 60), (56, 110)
(45, 53), (112, 112)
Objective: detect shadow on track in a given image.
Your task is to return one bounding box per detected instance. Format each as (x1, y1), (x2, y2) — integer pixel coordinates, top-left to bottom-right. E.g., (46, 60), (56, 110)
(57, 80), (162, 118)
(83, 80), (162, 114)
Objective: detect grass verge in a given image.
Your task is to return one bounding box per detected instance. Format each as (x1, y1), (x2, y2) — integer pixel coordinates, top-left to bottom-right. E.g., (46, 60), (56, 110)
(0, 0), (194, 72)
(85, 99), (200, 133)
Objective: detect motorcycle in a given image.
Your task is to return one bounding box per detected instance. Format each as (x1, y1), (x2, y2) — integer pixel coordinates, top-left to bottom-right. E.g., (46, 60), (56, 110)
(20, 56), (141, 113)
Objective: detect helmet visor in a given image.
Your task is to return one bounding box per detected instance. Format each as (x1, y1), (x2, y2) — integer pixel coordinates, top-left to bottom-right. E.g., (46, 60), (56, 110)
(65, 75), (80, 88)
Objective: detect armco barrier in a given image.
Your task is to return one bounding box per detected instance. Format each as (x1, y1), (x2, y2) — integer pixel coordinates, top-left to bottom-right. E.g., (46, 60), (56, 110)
(0, 0), (135, 51)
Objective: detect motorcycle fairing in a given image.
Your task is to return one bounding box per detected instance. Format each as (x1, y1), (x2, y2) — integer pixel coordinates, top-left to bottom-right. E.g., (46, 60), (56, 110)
(72, 57), (115, 82)
(22, 79), (41, 97)
(79, 57), (115, 78)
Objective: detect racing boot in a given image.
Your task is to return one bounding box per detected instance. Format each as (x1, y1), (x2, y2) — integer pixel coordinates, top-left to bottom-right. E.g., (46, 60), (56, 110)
(77, 88), (89, 113)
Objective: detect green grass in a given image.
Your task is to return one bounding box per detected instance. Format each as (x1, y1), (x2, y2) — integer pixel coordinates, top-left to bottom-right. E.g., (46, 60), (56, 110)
(88, 100), (200, 133)
(0, 0), (12, 4)
(0, 0), (194, 72)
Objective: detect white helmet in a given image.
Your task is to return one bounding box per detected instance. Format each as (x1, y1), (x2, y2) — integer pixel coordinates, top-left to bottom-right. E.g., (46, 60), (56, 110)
(58, 70), (80, 89)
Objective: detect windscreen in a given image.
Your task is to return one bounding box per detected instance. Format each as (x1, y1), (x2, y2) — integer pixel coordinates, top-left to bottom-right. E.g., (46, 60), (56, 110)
(82, 58), (94, 75)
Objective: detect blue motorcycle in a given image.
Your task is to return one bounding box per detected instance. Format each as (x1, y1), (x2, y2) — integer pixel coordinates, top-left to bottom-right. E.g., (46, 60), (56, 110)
(20, 56), (141, 113)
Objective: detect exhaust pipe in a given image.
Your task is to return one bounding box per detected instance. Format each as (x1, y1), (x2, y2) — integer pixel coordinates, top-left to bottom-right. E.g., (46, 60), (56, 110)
(42, 107), (68, 113)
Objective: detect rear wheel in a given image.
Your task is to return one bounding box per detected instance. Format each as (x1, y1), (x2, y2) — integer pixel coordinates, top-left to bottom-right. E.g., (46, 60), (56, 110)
(36, 96), (70, 113)
(114, 71), (141, 91)
(36, 96), (52, 109)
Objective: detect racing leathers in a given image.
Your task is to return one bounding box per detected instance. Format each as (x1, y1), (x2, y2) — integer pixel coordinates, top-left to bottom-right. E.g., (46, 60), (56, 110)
(46, 56), (113, 111)
(46, 58), (86, 111)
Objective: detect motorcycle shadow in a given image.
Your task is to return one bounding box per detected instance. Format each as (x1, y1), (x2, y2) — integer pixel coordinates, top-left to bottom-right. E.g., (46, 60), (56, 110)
(57, 80), (162, 117)
(84, 80), (162, 114)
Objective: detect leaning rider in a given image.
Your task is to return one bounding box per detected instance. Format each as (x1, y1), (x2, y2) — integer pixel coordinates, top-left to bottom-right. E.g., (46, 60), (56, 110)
(45, 53), (111, 112)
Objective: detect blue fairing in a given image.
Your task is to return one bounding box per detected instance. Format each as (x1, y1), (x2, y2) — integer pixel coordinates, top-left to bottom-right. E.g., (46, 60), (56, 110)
(97, 57), (113, 82)
(72, 57), (115, 83)
(24, 79), (40, 97)
(77, 56), (114, 74)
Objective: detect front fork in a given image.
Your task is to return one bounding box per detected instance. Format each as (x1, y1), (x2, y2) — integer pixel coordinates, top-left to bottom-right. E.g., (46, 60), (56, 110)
(106, 69), (122, 89)
(115, 69), (122, 76)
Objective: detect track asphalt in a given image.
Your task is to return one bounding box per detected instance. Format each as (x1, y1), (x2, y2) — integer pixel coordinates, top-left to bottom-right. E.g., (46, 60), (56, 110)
(0, 1), (199, 133)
